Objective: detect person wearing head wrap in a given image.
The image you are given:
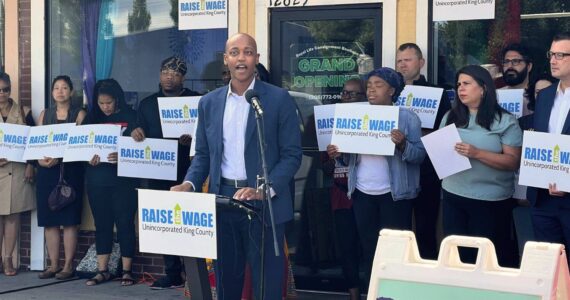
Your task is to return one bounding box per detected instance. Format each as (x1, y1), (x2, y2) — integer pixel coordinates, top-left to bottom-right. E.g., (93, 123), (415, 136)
(441, 65), (522, 265)
(327, 67), (426, 284)
(130, 56), (200, 289)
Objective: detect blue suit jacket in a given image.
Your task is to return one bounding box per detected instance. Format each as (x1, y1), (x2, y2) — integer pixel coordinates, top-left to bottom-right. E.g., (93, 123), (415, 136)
(527, 81), (570, 205)
(184, 80), (302, 224)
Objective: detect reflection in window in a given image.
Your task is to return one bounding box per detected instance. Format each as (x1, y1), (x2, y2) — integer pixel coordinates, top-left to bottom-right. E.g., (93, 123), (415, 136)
(49, 0), (227, 109)
(432, 0), (570, 89)
(281, 19), (375, 105)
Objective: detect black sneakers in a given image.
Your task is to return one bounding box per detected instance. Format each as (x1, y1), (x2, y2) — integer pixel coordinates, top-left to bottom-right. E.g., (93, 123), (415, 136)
(150, 275), (185, 290)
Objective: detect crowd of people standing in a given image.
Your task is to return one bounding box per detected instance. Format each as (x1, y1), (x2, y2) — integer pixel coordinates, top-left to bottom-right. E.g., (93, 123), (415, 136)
(0, 30), (569, 300)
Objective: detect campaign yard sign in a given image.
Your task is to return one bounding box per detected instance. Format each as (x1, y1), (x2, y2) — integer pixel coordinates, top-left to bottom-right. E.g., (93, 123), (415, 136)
(330, 104), (399, 156)
(433, 0), (495, 21)
(519, 131), (570, 193)
(63, 124), (122, 163)
(497, 89), (524, 119)
(0, 123), (30, 162)
(22, 123), (75, 160)
(313, 104), (336, 151)
(395, 85), (443, 129)
(138, 189), (217, 259)
(118, 137), (178, 181)
(157, 96), (200, 138)
(178, 0), (227, 30)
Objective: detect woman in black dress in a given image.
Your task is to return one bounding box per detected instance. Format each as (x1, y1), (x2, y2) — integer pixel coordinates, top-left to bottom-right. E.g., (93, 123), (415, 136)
(36, 75), (86, 280)
(83, 79), (139, 286)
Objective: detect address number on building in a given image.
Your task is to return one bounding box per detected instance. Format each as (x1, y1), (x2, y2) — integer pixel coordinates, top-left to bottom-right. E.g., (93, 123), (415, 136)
(269, 0), (308, 7)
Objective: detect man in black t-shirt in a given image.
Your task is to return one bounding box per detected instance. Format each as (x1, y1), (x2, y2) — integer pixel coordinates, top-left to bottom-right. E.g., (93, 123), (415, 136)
(131, 56), (200, 289)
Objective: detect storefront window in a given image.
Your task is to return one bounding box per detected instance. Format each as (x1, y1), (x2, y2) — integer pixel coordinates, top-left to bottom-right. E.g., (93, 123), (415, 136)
(431, 0), (570, 89)
(48, 0), (227, 109)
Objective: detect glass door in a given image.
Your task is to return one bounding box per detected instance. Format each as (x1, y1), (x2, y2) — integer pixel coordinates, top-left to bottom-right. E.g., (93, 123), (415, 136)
(270, 4), (382, 293)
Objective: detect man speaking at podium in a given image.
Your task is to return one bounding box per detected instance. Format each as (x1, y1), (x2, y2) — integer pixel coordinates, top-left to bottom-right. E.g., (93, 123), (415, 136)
(171, 33), (302, 300)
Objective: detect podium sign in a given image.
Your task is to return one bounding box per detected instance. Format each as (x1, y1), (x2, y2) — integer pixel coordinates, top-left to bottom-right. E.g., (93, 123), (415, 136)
(138, 189), (217, 259)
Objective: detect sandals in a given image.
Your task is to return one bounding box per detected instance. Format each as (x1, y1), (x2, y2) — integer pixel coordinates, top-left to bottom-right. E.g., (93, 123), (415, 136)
(120, 270), (136, 286)
(3, 257), (17, 276)
(38, 268), (62, 279)
(85, 270), (111, 286)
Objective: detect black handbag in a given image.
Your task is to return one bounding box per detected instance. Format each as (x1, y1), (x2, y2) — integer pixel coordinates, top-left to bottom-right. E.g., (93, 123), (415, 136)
(48, 163), (76, 211)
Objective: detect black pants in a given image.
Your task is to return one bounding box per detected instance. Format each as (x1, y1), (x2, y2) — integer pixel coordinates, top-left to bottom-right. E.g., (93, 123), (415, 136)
(413, 167), (441, 260)
(352, 189), (412, 283)
(333, 208), (360, 289)
(442, 190), (513, 265)
(87, 184), (137, 258)
(215, 184), (285, 300)
(531, 191), (570, 268)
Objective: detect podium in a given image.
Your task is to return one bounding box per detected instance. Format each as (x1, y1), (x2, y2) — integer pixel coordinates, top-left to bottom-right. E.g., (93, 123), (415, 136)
(138, 189), (217, 299)
(369, 230), (570, 300)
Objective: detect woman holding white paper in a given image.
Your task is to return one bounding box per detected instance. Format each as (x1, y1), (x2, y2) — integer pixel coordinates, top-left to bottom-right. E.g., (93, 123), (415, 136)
(327, 67), (425, 283)
(0, 72), (35, 276)
(36, 75), (86, 280)
(441, 65), (522, 265)
(83, 79), (138, 286)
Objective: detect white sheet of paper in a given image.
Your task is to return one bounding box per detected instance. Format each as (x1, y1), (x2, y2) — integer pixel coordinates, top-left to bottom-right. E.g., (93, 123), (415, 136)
(118, 137), (178, 181)
(395, 85), (443, 129)
(138, 189), (217, 259)
(189, 116), (198, 157)
(157, 96), (200, 138)
(519, 131), (570, 193)
(0, 123), (30, 162)
(63, 124), (122, 162)
(330, 104), (399, 156)
(23, 123), (75, 160)
(497, 89), (524, 119)
(421, 124), (472, 179)
(313, 104), (336, 151)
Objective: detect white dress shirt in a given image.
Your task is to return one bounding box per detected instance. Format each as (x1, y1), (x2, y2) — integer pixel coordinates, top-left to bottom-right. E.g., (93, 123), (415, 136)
(220, 79), (256, 180)
(548, 82), (570, 134)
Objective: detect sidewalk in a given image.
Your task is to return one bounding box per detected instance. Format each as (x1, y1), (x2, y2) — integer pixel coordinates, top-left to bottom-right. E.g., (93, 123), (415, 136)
(0, 271), (182, 300)
(0, 271), (349, 300)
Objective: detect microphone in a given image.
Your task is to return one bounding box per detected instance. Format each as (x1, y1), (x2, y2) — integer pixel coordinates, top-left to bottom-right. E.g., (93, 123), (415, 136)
(245, 89), (264, 116)
(215, 195), (259, 214)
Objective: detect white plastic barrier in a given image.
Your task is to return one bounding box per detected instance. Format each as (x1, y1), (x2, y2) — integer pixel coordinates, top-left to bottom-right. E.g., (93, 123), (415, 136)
(369, 230), (570, 300)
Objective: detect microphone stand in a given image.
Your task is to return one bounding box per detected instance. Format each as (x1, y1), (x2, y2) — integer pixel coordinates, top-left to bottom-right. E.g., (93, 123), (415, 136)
(254, 107), (280, 300)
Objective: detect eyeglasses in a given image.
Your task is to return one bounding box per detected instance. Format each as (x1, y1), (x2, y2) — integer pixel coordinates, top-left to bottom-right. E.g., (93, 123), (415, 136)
(341, 90), (364, 97)
(502, 59), (525, 66)
(547, 51), (570, 60)
(0, 87), (11, 93)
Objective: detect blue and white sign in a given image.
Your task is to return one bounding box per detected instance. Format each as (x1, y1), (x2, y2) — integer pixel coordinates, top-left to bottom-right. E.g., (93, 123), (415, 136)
(138, 189), (217, 259)
(63, 124), (121, 163)
(178, 0), (227, 30)
(0, 123), (30, 162)
(22, 123), (75, 160)
(395, 85), (443, 129)
(330, 104), (399, 156)
(519, 131), (570, 193)
(158, 96), (200, 138)
(118, 137), (178, 181)
(497, 89), (524, 119)
(314, 104), (336, 151)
